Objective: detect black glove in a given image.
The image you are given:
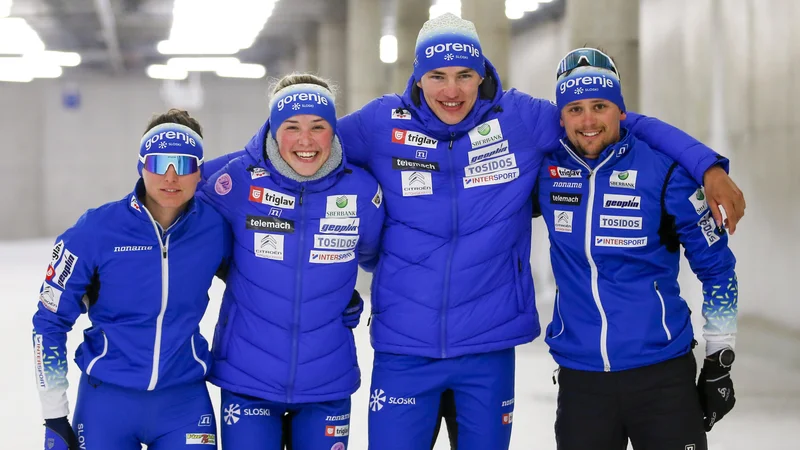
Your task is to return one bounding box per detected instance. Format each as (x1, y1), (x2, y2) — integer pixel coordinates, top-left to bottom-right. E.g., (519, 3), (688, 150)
(343, 290), (364, 329)
(697, 349), (736, 431)
(44, 417), (79, 450)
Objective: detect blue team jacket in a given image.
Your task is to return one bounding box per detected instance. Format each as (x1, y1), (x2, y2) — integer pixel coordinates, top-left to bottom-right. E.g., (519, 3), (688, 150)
(331, 58), (728, 359)
(200, 120), (384, 404)
(32, 179), (230, 417)
(537, 131), (737, 371)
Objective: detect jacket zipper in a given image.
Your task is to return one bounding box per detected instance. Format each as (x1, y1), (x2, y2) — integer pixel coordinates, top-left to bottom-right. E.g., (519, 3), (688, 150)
(287, 186), (305, 403)
(441, 132), (458, 358)
(553, 287), (564, 339)
(560, 140), (614, 371)
(654, 281), (672, 340)
(141, 208), (174, 390)
(85, 330), (108, 375)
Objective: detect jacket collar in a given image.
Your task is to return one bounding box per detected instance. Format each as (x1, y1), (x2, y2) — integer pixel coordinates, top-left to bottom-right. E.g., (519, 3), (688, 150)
(558, 128), (635, 170)
(128, 178), (198, 231)
(399, 57), (504, 141)
(243, 119), (347, 193)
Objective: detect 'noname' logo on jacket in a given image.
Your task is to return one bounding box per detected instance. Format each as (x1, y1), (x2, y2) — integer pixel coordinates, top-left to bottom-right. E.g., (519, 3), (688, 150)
(114, 246), (154, 252)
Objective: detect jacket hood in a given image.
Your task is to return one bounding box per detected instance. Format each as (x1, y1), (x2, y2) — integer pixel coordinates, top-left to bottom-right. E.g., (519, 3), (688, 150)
(399, 57), (504, 140)
(243, 119), (347, 193)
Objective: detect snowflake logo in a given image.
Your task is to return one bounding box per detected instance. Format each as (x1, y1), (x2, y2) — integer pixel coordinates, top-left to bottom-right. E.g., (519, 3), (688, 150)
(370, 389), (386, 412)
(158, 141), (167, 149)
(224, 403), (241, 425)
(292, 103), (301, 111)
(574, 87), (584, 95)
(444, 53), (454, 61)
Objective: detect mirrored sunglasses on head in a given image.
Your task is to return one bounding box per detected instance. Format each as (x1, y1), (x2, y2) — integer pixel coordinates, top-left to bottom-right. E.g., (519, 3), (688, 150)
(556, 48), (619, 80)
(141, 154), (201, 175)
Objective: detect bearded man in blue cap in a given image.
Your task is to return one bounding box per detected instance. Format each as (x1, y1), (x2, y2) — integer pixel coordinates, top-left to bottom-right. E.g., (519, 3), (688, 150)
(535, 48), (738, 450)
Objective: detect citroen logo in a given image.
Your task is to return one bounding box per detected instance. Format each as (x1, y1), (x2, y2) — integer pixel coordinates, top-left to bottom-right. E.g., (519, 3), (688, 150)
(408, 172), (426, 186)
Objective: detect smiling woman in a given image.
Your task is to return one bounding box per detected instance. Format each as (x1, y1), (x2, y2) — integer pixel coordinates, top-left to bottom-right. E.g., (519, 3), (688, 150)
(266, 74), (341, 180)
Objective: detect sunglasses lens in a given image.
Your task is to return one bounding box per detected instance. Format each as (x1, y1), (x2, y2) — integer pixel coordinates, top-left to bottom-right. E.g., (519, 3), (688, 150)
(143, 154), (199, 175)
(557, 49), (618, 79)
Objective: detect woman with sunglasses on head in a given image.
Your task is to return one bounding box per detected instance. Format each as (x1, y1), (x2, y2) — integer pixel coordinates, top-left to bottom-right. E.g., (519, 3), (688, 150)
(198, 73), (384, 450)
(32, 109), (231, 450)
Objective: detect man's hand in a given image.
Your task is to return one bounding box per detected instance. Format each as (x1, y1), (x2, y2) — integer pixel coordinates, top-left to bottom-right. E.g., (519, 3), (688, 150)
(703, 166), (746, 234)
(44, 417), (79, 450)
(697, 351), (736, 432)
(343, 290), (364, 329)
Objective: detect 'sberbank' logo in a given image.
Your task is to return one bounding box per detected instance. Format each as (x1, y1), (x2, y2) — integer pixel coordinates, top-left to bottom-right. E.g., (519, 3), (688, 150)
(424, 42), (480, 59)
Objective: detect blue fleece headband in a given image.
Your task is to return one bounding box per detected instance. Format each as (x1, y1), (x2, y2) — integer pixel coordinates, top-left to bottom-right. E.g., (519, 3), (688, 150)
(556, 69), (626, 113)
(269, 84), (337, 138)
(138, 123), (203, 175)
(414, 32), (485, 81)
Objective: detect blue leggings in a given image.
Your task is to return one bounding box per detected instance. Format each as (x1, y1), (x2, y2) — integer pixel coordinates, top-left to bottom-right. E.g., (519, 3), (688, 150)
(368, 348), (516, 450)
(221, 389), (351, 450)
(72, 373), (217, 449)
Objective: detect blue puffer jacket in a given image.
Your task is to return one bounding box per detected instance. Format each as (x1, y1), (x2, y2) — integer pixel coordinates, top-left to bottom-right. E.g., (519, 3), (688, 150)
(334, 58), (728, 359)
(199, 121), (384, 404)
(32, 179), (230, 418)
(537, 131), (737, 372)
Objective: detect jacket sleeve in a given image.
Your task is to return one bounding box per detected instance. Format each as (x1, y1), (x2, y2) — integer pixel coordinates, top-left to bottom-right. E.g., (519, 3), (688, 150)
(202, 150), (247, 183)
(357, 178), (385, 272)
(215, 218), (234, 282)
(338, 98), (382, 169)
(519, 93), (729, 185)
(623, 113), (729, 185)
(513, 92), (564, 155)
(32, 217), (96, 419)
(197, 162), (238, 221)
(664, 164), (738, 355)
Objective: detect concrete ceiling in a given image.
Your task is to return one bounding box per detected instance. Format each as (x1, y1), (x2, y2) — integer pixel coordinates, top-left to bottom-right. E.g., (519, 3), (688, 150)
(10, 0), (347, 75)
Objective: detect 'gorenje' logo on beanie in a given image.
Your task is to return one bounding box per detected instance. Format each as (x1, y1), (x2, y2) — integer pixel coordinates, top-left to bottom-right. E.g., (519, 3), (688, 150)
(559, 73), (616, 94)
(276, 92), (329, 111)
(424, 42), (481, 59)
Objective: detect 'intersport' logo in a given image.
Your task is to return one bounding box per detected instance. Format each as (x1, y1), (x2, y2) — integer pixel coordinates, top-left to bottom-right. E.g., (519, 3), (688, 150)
(424, 42), (481, 59)
(558, 74), (616, 94)
(276, 92), (329, 111)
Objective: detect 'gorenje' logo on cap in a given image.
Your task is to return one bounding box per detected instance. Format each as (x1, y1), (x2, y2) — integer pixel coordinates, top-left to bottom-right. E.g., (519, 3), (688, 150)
(559, 74), (616, 94)
(277, 92), (329, 111)
(424, 42), (480, 59)
(144, 130), (198, 151)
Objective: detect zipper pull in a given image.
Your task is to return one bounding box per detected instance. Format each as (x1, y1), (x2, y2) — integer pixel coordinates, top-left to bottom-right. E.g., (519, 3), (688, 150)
(162, 248), (167, 258)
(552, 367), (560, 385)
(449, 132), (455, 150)
(299, 186), (305, 206)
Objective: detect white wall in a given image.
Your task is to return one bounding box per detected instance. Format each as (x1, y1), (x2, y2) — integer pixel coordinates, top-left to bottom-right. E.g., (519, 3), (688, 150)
(509, 0), (800, 331)
(509, 15), (567, 100)
(0, 74), (270, 238)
